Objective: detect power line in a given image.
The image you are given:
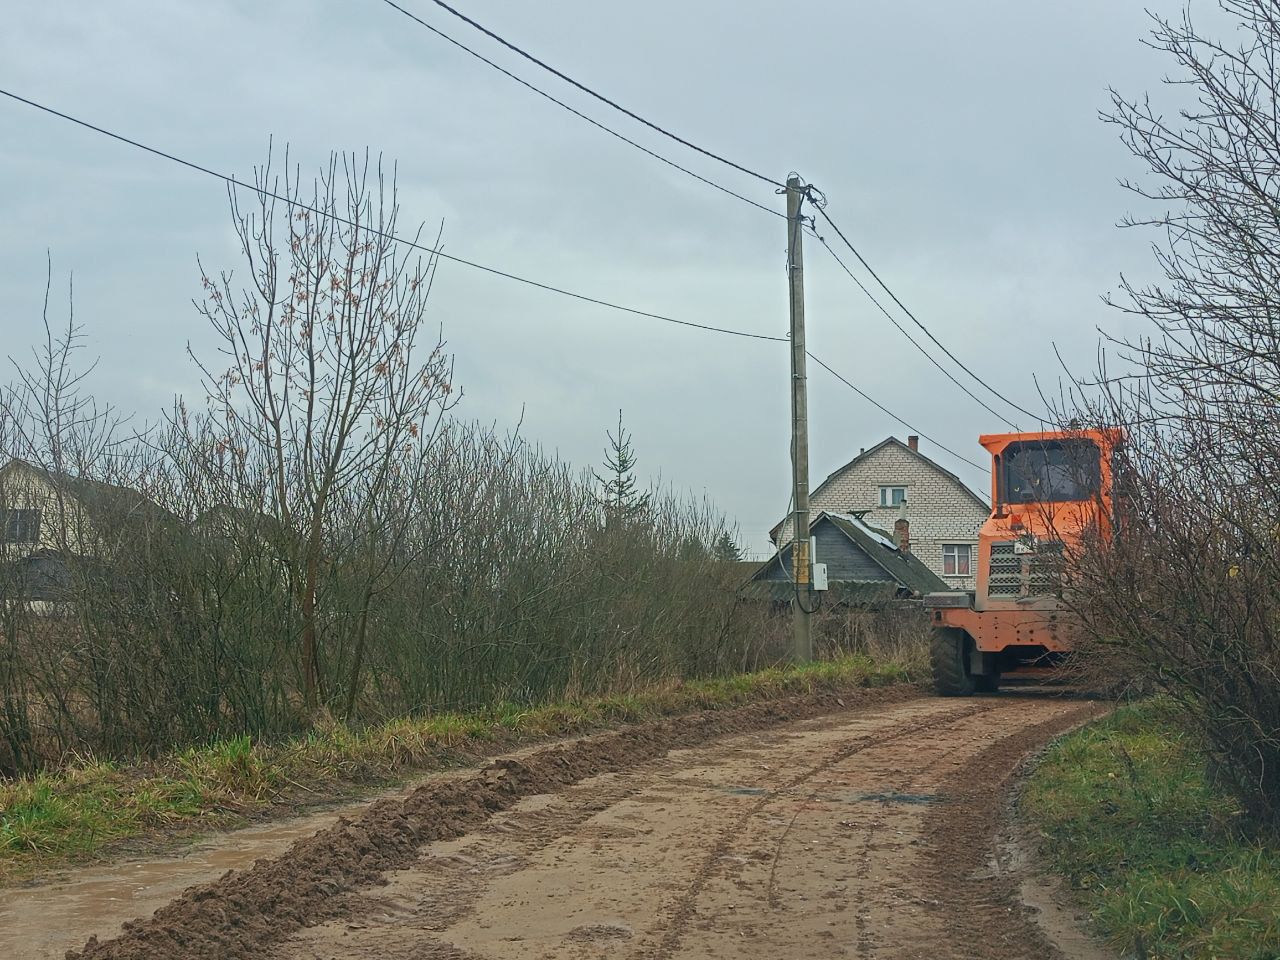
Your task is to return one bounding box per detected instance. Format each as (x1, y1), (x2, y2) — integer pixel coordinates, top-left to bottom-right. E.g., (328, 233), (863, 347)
(806, 351), (988, 473)
(0, 87), (787, 344)
(404, 0), (784, 190)
(813, 204), (1044, 423)
(392, 0), (1039, 429)
(0, 88), (988, 481)
(377, 0), (783, 219)
(383, 0), (1024, 441)
(811, 227), (1014, 427)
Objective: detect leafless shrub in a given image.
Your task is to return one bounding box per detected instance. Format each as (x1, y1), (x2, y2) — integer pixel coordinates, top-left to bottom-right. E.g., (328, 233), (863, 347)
(192, 149), (456, 712)
(0, 161), (783, 772)
(1057, 1), (1280, 826)
(813, 603), (930, 671)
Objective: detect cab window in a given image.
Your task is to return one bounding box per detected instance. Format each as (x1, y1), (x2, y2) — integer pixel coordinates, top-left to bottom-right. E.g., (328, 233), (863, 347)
(1002, 440), (1100, 503)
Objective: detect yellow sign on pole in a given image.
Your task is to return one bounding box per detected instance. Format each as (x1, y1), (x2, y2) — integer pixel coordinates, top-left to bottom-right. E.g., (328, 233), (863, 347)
(794, 538), (811, 586)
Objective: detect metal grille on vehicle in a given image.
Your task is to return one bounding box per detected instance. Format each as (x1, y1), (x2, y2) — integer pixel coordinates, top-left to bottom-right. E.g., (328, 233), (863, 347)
(987, 540), (1064, 598)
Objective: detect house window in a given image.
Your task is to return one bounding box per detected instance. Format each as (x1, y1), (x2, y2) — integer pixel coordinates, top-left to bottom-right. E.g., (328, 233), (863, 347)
(2, 509), (41, 544)
(879, 486), (907, 508)
(943, 543), (972, 577)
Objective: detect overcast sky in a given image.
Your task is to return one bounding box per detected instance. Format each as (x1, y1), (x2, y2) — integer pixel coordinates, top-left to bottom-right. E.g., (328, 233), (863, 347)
(2, 1), (1189, 554)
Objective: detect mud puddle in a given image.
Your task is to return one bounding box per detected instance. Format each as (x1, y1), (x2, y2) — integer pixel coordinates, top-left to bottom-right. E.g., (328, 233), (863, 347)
(0, 794), (392, 960)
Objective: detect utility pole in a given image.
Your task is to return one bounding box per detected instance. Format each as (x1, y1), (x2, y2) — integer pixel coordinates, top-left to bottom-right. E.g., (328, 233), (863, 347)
(786, 175), (813, 662)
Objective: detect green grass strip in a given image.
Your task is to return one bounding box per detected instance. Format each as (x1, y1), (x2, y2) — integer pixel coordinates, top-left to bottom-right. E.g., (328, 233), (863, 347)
(0, 655), (909, 883)
(1022, 700), (1280, 960)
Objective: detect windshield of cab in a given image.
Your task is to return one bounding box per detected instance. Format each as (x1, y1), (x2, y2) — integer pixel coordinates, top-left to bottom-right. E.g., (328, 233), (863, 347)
(1001, 439), (1101, 504)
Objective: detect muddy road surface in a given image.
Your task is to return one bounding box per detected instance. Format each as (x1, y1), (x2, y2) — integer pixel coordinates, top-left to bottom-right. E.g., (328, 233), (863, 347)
(7, 688), (1109, 960)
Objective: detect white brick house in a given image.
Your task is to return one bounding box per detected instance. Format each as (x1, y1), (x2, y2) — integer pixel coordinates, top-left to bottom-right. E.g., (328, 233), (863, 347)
(771, 436), (989, 590)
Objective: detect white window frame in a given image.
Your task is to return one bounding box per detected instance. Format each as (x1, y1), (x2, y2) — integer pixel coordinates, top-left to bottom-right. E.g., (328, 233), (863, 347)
(942, 543), (972, 577)
(878, 485), (907, 508)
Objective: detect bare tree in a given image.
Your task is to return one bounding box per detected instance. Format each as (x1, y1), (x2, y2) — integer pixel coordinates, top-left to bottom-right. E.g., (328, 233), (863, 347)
(2, 256), (125, 483)
(1064, 1), (1280, 825)
(194, 149), (456, 712)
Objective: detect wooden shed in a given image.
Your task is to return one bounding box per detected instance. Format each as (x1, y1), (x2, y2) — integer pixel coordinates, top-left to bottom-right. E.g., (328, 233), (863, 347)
(747, 511), (948, 603)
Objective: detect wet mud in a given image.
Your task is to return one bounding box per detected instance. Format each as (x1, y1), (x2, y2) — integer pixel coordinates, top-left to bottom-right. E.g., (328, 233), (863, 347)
(61, 684), (922, 960)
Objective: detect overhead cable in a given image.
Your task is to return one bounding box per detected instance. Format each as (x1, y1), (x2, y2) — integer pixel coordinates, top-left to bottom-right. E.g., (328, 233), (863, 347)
(377, 0), (782, 219)
(400, 0), (784, 190)
(811, 228), (1014, 427)
(813, 204), (1043, 423)
(807, 352), (988, 473)
(1, 89), (987, 481)
(0, 87), (786, 343)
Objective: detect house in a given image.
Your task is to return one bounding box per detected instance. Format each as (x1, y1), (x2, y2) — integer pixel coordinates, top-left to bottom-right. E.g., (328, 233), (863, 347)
(0, 458), (173, 602)
(771, 436), (989, 590)
(749, 511), (949, 603)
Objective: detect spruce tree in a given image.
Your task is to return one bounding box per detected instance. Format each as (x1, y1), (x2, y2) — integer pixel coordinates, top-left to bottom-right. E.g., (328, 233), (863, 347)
(712, 530), (742, 561)
(593, 410), (650, 527)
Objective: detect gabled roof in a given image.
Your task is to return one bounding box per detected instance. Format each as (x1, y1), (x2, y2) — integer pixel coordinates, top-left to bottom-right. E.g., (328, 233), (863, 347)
(751, 510), (948, 599)
(823, 512), (949, 596)
(1, 458), (175, 527)
(818, 437), (989, 510)
(770, 436), (989, 542)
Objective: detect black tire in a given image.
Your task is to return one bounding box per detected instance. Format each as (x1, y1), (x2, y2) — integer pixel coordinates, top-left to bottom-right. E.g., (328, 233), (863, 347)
(930, 627), (976, 697)
(974, 672), (1001, 694)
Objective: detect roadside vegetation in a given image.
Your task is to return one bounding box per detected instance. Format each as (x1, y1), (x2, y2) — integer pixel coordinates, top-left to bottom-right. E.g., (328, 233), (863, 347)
(0, 655), (914, 883)
(0, 150), (934, 886)
(1033, 6), (1280, 952)
(1024, 701), (1280, 960)
(1055, 0), (1280, 832)
(0, 153), (779, 779)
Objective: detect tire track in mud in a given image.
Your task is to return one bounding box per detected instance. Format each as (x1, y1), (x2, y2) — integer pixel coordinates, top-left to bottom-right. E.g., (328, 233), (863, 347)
(848, 698), (1105, 960)
(64, 684), (922, 960)
(298, 762), (667, 955)
(920, 701), (1106, 960)
(642, 694), (1106, 960)
(271, 692), (1107, 960)
(270, 699), (981, 960)
(648, 702), (985, 960)
(842, 703), (1046, 959)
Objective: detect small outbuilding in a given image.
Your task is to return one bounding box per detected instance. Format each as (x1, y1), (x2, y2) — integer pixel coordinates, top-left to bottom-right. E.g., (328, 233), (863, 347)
(748, 511), (948, 604)
(770, 436), (989, 591)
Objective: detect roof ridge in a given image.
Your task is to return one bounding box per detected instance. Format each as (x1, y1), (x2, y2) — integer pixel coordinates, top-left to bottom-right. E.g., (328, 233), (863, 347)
(808, 435), (989, 513)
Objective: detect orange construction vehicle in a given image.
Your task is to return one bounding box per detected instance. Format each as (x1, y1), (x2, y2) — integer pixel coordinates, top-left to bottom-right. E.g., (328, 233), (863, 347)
(923, 428), (1122, 695)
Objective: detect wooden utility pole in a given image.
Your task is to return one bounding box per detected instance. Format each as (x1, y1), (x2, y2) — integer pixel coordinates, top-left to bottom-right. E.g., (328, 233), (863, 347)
(786, 175), (813, 662)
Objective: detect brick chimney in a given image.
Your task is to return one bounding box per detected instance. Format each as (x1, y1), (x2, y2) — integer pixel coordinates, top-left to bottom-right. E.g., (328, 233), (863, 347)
(893, 516), (911, 553)
(907, 435), (919, 452)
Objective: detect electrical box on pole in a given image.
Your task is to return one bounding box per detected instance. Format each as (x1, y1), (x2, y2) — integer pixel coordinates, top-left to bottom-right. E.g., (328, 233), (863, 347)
(810, 536), (827, 591)
(812, 563), (829, 592)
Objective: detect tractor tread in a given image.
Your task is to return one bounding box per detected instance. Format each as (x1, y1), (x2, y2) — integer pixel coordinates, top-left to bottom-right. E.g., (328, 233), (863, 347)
(930, 627), (976, 697)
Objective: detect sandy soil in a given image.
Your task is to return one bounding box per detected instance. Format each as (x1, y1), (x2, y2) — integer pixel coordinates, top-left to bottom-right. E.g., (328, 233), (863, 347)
(9, 685), (1110, 960)
(272, 693), (1106, 960)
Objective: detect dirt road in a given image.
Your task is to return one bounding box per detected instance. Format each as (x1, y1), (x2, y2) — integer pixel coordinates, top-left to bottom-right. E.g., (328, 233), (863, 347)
(9, 688), (1109, 960)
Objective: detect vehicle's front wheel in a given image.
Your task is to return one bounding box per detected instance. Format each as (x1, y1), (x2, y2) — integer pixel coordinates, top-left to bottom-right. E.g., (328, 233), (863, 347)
(930, 627), (976, 696)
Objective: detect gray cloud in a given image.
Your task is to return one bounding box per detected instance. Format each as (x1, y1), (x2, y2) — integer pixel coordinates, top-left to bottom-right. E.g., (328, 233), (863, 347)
(2, 0), (1185, 554)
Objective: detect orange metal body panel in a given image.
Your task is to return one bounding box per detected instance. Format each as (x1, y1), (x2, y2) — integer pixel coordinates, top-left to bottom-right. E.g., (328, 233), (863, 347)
(931, 603), (1070, 653)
